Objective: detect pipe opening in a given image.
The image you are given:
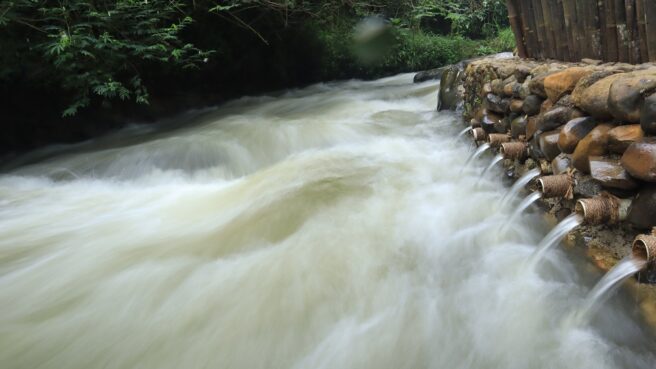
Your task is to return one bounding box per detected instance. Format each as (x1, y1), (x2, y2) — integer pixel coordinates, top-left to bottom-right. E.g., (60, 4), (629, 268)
(488, 133), (509, 147)
(472, 128), (486, 141)
(632, 233), (656, 264)
(538, 174), (572, 199)
(575, 195), (630, 225)
(500, 142), (527, 161)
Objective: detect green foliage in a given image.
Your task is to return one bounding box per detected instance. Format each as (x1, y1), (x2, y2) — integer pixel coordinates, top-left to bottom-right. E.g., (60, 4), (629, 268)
(1, 0), (211, 116)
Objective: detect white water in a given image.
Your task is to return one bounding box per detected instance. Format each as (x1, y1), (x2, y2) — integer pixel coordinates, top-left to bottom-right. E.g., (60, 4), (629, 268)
(572, 257), (648, 325)
(477, 154), (504, 187)
(1, 74), (655, 369)
(529, 213), (583, 268)
(500, 168), (541, 208)
(502, 192), (542, 233)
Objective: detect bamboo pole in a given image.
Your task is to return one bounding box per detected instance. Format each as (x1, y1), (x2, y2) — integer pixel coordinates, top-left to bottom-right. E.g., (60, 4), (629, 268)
(506, 0), (528, 58)
(625, 0), (639, 64)
(562, 0), (578, 61)
(604, 0), (619, 61)
(552, 0), (569, 60)
(540, 0), (556, 59)
(636, 0), (649, 63)
(643, 0), (656, 62)
(520, 0), (537, 58)
(615, 0), (630, 62)
(589, 0), (603, 59)
(533, 0), (548, 59)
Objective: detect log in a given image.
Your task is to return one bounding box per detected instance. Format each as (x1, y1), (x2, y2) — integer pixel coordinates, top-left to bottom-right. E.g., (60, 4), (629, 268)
(506, 0), (528, 58)
(636, 0), (649, 63)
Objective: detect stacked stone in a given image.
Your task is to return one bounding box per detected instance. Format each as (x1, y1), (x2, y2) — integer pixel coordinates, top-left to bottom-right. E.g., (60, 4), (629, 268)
(454, 57), (656, 230)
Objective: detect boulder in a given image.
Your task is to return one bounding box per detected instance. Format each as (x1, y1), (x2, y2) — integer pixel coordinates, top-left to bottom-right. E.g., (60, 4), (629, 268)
(491, 79), (505, 95)
(437, 65), (463, 111)
(571, 70), (619, 105)
(528, 73), (549, 98)
(572, 124), (615, 173)
(575, 73), (624, 120)
(511, 116), (528, 138)
(510, 99), (524, 113)
(607, 125), (644, 154)
(526, 116), (539, 139)
(514, 65), (532, 83)
(540, 99), (554, 114)
(621, 138), (656, 182)
(608, 70), (656, 122)
(641, 93), (656, 135)
(574, 175), (603, 198)
(522, 95), (543, 116)
(537, 106), (584, 131)
(627, 185), (656, 229)
(558, 117), (597, 154)
(481, 110), (503, 134)
(552, 154), (572, 175)
(544, 67), (592, 102)
(413, 67), (445, 83)
(589, 157), (638, 190)
(485, 93), (509, 114)
(538, 130), (562, 161)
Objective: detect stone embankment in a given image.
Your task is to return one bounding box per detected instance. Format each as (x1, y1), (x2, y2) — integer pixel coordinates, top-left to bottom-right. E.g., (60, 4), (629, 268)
(435, 56), (656, 285)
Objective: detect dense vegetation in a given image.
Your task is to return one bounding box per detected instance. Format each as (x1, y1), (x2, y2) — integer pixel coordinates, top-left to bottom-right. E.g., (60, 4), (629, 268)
(0, 0), (513, 155)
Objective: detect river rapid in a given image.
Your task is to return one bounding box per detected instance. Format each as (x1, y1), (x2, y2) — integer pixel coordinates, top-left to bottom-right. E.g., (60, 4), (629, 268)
(1, 74), (655, 369)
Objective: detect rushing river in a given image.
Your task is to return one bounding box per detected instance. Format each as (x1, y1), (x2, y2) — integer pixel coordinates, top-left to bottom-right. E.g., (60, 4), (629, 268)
(1, 74), (655, 369)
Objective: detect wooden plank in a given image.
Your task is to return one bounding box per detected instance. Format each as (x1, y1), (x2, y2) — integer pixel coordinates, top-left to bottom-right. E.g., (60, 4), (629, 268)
(636, 0), (649, 63)
(540, 0), (556, 59)
(506, 0), (528, 58)
(533, 0), (548, 59)
(589, 0), (603, 59)
(519, 0), (538, 58)
(646, 0), (656, 61)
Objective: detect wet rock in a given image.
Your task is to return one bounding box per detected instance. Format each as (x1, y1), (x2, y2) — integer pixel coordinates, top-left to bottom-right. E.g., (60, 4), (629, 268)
(589, 157), (638, 190)
(558, 117), (597, 154)
(552, 154), (572, 175)
(627, 185), (656, 229)
(572, 123), (615, 173)
(491, 79), (505, 95)
(528, 73), (549, 98)
(522, 95), (543, 116)
(574, 175), (603, 198)
(482, 83), (492, 94)
(526, 116), (539, 139)
(514, 65), (532, 83)
(481, 110), (502, 134)
(540, 99), (554, 114)
(621, 138), (656, 182)
(538, 130), (562, 161)
(575, 73), (624, 120)
(608, 71), (656, 122)
(537, 106), (584, 131)
(485, 93), (509, 114)
(528, 138), (545, 161)
(571, 70), (620, 105)
(437, 65), (463, 111)
(641, 93), (656, 135)
(544, 67), (592, 102)
(511, 116), (528, 138)
(413, 67), (445, 83)
(608, 125), (644, 154)
(510, 99), (524, 113)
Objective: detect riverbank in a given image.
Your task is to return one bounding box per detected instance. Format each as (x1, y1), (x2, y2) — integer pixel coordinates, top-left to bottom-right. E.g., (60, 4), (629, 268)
(433, 55), (656, 325)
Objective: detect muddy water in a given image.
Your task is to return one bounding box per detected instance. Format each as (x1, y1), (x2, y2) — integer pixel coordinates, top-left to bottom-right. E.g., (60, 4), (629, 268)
(1, 75), (655, 369)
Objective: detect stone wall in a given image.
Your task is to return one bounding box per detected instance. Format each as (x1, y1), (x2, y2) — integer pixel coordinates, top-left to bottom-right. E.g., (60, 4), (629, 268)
(437, 56), (656, 281)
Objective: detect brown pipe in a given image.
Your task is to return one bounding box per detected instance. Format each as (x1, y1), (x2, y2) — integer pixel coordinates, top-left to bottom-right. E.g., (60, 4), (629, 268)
(488, 133), (510, 147)
(632, 228), (656, 263)
(537, 174), (574, 199)
(472, 127), (487, 141)
(575, 194), (632, 225)
(500, 142), (528, 160)
(470, 118), (481, 128)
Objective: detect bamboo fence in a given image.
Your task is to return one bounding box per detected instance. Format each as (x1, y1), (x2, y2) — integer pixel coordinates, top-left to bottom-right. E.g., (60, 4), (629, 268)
(506, 0), (656, 63)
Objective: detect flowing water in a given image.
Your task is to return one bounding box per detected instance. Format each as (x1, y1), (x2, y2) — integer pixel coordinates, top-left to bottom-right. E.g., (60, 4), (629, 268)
(502, 192), (542, 233)
(500, 168), (541, 208)
(464, 143), (490, 169)
(1, 74), (655, 369)
(529, 213), (583, 268)
(571, 256), (648, 326)
(477, 154), (503, 187)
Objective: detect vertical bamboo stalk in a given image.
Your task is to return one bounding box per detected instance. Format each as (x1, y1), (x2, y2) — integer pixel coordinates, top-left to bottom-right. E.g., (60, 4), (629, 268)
(598, 0), (609, 61)
(572, 0), (588, 58)
(615, 0), (630, 62)
(636, 0), (649, 63)
(562, 0), (578, 61)
(533, 0), (548, 59)
(625, 0), (639, 63)
(540, 0), (556, 59)
(520, 0), (537, 58)
(506, 0), (528, 58)
(646, 0), (656, 62)
(552, 0), (570, 61)
(605, 0), (619, 61)
(588, 0), (603, 60)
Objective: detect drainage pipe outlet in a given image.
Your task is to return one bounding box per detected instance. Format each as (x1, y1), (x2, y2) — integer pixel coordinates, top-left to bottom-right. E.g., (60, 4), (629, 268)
(575, 194), (632, 225)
